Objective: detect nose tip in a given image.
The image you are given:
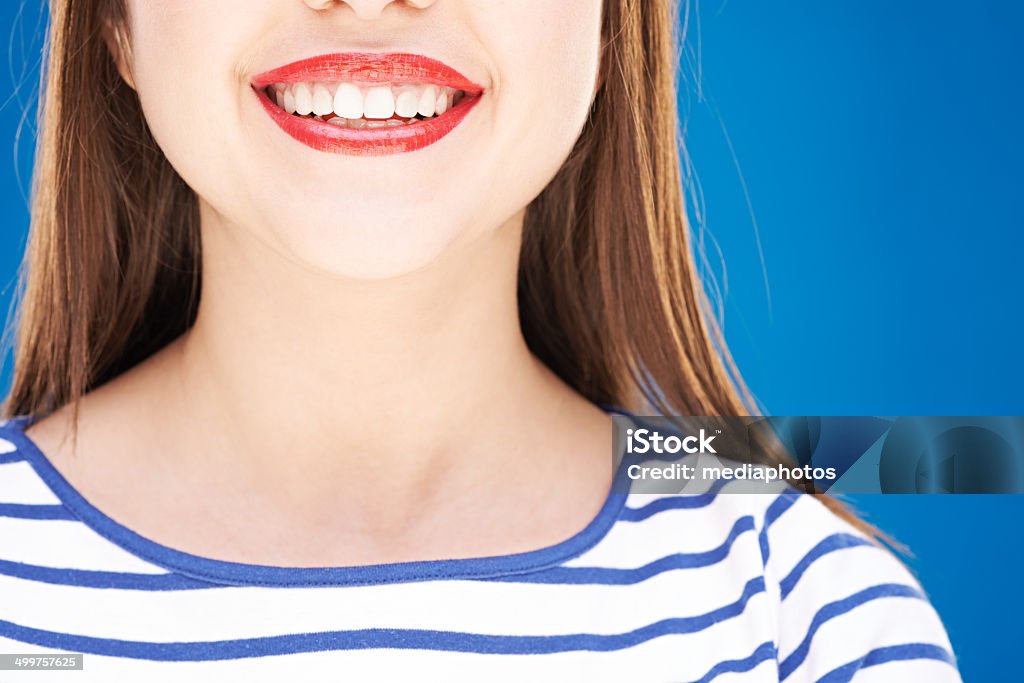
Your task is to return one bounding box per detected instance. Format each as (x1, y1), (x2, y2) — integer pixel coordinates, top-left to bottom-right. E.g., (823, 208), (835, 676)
(302, 0), (438, 20)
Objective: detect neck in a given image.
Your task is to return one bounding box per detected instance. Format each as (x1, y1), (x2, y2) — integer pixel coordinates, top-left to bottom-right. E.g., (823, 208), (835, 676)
(160, 202), (592, 509)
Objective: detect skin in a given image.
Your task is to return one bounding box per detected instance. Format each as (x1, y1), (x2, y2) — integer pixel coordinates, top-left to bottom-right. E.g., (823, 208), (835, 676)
(29, 0), (612, 567)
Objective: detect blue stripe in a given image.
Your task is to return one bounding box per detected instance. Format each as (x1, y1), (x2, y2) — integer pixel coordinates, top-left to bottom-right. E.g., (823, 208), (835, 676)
(0, 576), (767, 660)
(687, 641), (777, 683)
(0, 451), (25, 465)
(1, 516), (757, 591)
(780, 534), (875, 600)
(759, 492), (800, 564)
(816, 643), (957, 683)
(620, 480), (728, 521)
(0, 559), (214, 590)
(779, 583), (927, 680)
(495, 515), (756, 585)
(0, 503), (77, 520)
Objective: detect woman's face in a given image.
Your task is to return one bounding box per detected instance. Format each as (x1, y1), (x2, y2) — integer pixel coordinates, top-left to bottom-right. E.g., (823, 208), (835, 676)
(118, 0), (603, 279)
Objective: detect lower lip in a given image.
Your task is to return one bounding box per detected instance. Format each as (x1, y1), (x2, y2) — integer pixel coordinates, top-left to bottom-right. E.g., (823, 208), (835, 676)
(254, 88), (481, 156)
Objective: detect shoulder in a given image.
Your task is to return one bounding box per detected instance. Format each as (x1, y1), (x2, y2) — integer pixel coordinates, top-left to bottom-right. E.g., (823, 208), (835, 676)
(612, 488), (960, 681)
(0, 419), (62, 511)
(0, 418), (89, 571)
(0, 418), (169, 584)
(758, 492), (962, 682)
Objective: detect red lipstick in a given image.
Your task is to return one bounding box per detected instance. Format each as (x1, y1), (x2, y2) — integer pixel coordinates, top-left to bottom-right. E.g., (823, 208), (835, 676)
(252, 53), (484, 156)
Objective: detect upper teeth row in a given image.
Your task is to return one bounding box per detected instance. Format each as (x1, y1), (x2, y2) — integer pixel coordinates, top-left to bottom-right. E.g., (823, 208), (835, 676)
(270, 82), (460, 119)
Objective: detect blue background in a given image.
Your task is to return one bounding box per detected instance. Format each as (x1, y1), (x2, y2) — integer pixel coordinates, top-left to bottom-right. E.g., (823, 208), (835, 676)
(0, 1), (1020, 678)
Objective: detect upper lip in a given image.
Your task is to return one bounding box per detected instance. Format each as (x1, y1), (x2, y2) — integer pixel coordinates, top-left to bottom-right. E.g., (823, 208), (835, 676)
(251, 52), (485, 94)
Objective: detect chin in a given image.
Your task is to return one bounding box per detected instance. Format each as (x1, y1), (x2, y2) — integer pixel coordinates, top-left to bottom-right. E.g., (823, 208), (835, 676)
(275, 216), (466, 282)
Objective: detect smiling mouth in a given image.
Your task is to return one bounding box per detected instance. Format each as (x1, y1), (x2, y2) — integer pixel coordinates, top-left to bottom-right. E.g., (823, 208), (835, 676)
(252, 53), (483, 156)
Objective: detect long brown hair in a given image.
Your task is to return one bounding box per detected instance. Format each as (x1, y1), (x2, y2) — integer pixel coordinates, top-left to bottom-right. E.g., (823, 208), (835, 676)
(4, 0), (872, 532)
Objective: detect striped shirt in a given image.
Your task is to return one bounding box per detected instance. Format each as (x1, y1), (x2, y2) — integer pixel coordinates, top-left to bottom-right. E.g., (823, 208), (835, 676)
(0, 417), (960, 682)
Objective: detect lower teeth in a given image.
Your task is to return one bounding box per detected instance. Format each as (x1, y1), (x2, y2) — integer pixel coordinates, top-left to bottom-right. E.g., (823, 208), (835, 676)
(307, 115), (425, 128)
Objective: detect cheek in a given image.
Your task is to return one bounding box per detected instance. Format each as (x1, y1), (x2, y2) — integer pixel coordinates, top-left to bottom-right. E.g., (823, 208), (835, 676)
(479, 0), (602, 178)
(125, 1), (258, 210)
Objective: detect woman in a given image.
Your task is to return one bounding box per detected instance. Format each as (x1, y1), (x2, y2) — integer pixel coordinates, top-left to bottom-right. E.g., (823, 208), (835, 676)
(0, 0), (960, 681)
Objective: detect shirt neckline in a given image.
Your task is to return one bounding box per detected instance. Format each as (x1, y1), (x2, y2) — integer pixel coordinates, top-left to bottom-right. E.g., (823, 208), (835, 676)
(2, 414), (631, 588)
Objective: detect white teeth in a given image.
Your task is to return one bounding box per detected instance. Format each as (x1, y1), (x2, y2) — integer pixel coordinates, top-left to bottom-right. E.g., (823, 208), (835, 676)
(293, 83), (313, 116)
(394, 87), (420, 118)
(312, 83), (334, 116)
(365, 120), (389, 128)
(333, 83), (363, 119)
(417, 85), (437, 117)
(271, 82), (469, 121)
(326, 116), (348, 127)
(363, 86), (395, 119)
